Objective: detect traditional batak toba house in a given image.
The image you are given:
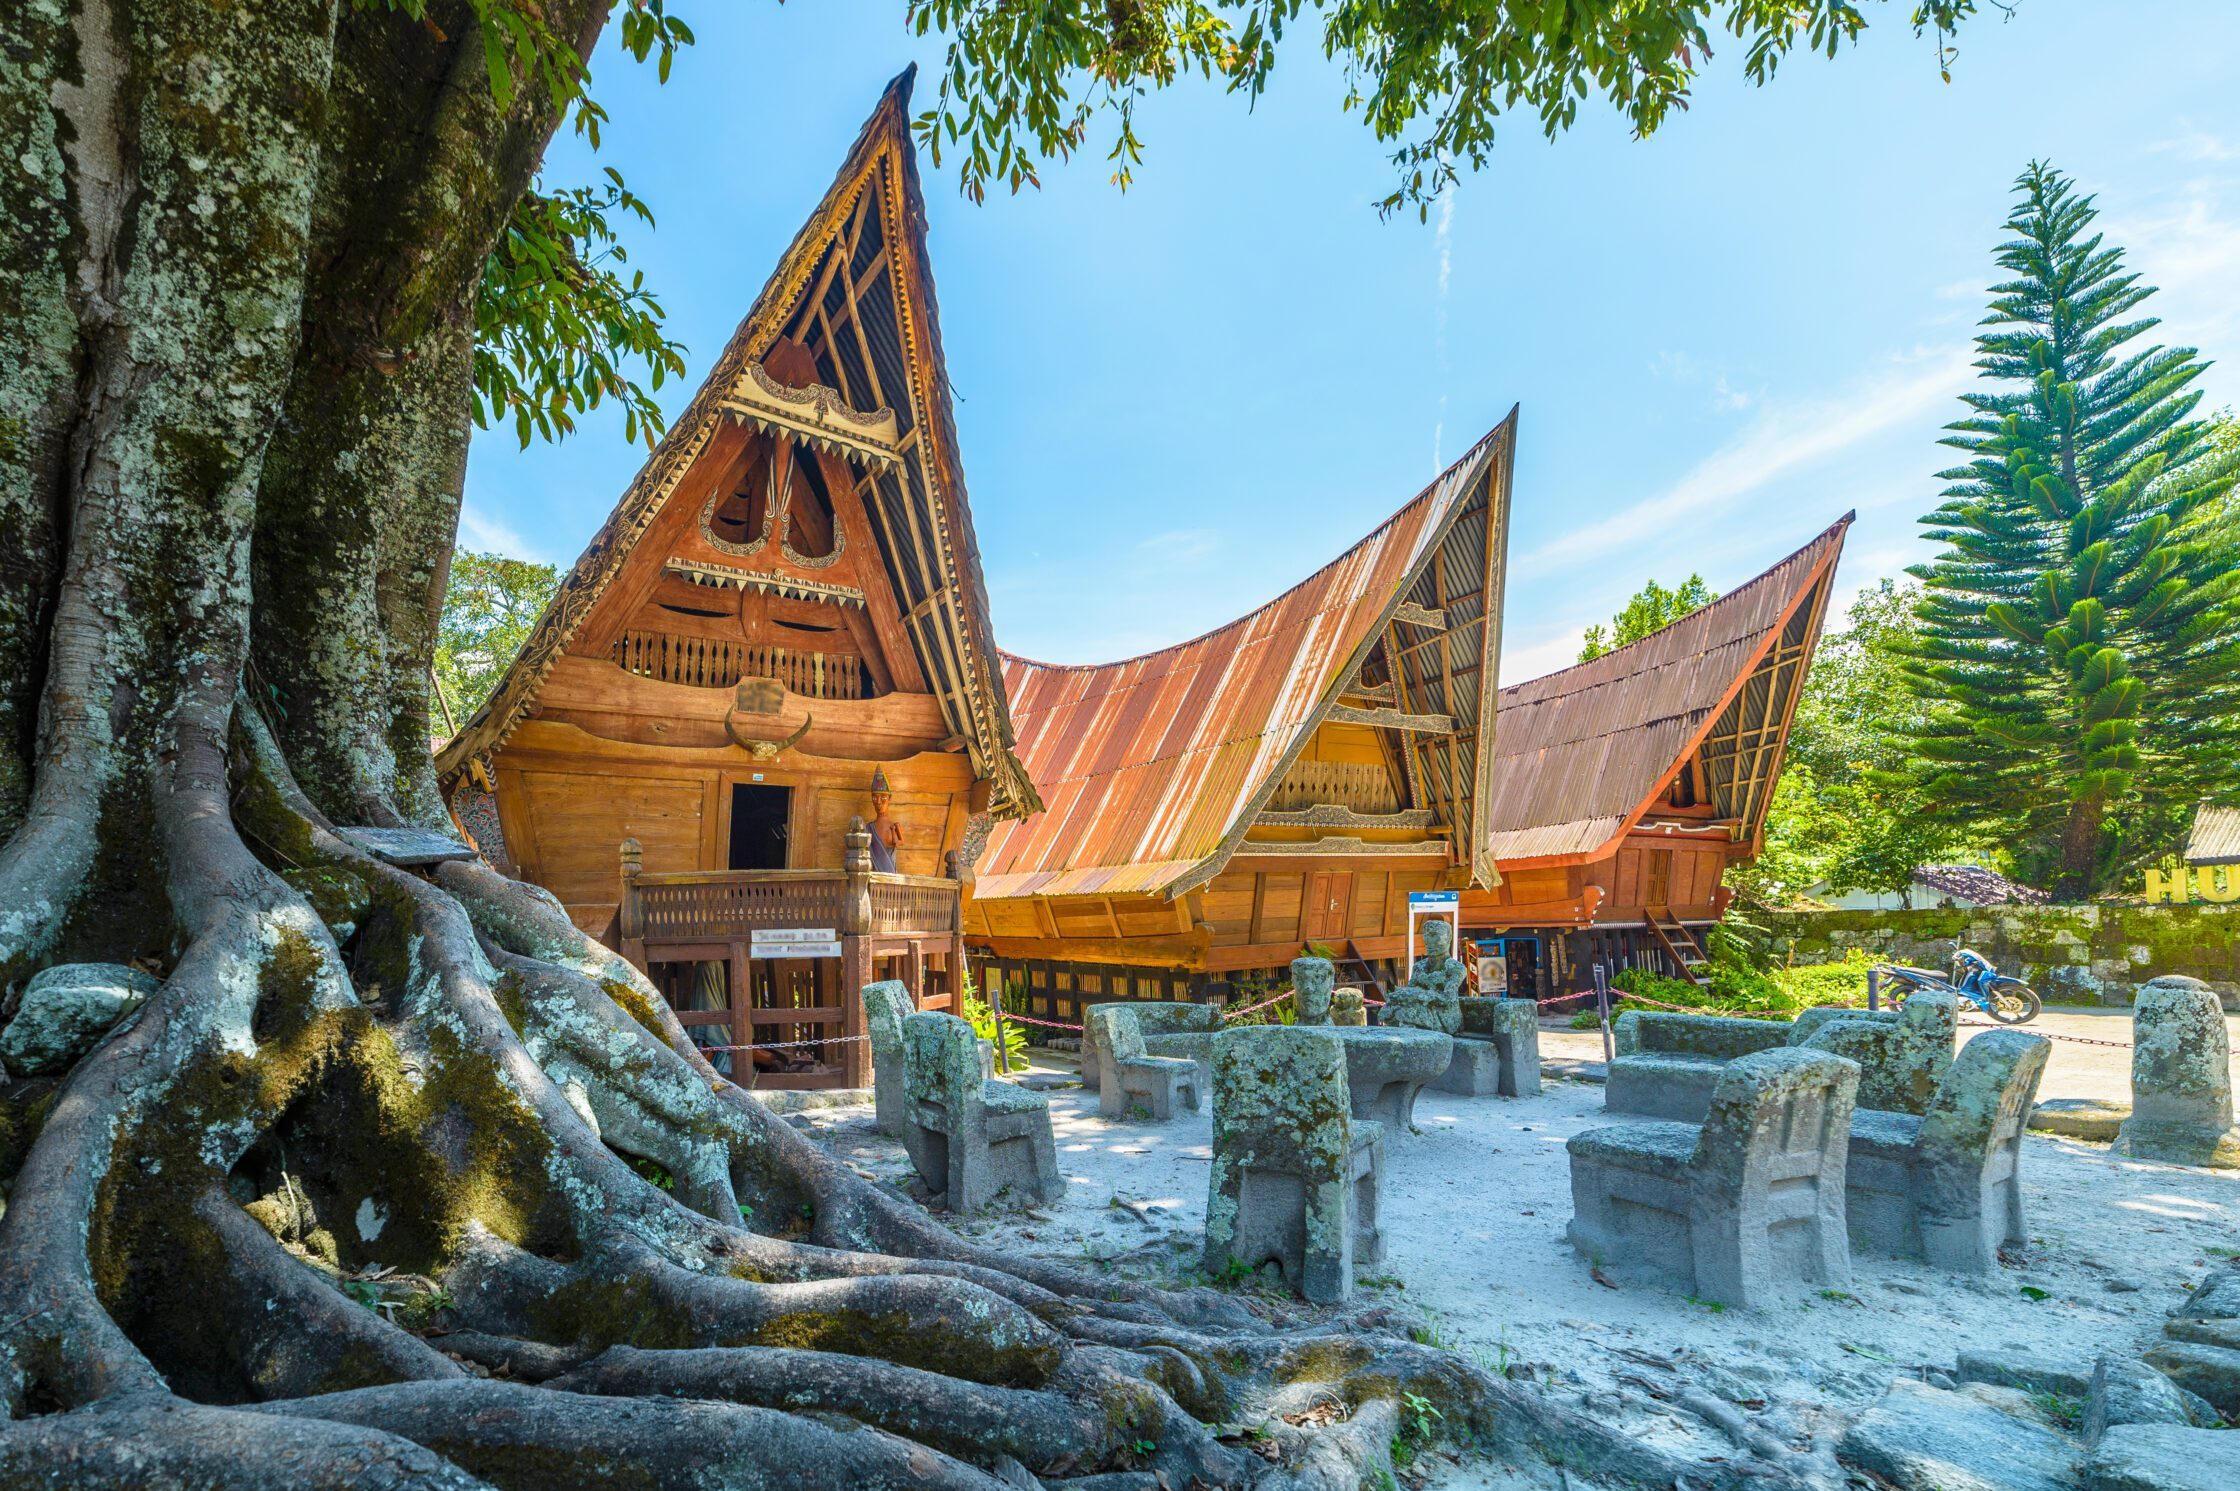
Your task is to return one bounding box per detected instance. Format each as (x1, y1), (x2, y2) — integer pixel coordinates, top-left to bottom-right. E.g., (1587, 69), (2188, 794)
(968, 419), (1519, 1024)
(1464, 514), (1852, 995)
(435, 72), (1038, 1089)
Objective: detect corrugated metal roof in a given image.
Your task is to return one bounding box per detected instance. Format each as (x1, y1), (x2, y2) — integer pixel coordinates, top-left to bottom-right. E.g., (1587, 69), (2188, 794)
(975, 419), (1515, 900)
(2187, 804), (2240, 866)
(1482, 515), (1851, 865)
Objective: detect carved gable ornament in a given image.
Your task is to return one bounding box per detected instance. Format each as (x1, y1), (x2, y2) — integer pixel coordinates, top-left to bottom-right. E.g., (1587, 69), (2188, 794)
(718, 362), (900, 472)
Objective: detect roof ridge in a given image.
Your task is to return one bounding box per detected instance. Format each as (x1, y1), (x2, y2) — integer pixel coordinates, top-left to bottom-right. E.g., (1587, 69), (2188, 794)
(998, 415), (1515, 675)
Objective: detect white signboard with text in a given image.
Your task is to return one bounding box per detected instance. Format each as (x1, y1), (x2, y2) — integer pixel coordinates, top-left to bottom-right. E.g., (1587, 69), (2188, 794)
(750, 928), (843, 959)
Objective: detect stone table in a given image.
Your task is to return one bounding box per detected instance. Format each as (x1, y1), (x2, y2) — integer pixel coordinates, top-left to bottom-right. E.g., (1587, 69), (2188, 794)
(1332, 1026), (1452, 1131)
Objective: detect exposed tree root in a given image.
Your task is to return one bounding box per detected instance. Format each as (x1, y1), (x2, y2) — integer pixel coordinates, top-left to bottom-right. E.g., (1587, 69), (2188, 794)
(0, 1390), (496, 1490)
(244, 1378), (1020, 1490)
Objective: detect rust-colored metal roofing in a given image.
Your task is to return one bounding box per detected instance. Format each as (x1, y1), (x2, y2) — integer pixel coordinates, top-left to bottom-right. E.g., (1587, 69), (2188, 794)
(1483, 514), (1851, 865)
(433, 70), (1037, 816)
(974, 417), (1515, 901)
(2187, 804), (2240, 866)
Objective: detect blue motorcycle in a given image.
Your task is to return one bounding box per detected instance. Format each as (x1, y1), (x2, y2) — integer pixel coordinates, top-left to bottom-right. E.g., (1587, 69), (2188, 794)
(1878, 947), (2042, 1025)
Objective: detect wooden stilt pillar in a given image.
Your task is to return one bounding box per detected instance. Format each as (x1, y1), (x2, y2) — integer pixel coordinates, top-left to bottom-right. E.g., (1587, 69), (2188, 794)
(839, 819), (875, 1089)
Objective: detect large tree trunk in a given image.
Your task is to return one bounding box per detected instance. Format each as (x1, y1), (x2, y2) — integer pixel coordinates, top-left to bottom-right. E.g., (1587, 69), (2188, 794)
(0, 5), (1809, 1486)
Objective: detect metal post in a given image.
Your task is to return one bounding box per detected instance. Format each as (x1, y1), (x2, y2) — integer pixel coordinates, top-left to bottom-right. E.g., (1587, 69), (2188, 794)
(1593, 962), (1614, 1064)
(1867, 965), (1880, 1012)
(988, 978), (1012, 1076)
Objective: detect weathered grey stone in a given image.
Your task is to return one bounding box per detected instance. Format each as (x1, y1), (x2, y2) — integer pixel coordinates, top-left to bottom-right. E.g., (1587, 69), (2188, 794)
(1789, 1003), (1895, 1044)
(900, 1011), (1062, 1211)
(1567, 1047), (1857, 1308)
(2085, 1356), (2199, 1444)
(2084, 1424), (2240, 1491)
(2116, 976), (2240, 1168)
(1291, 956), (1335, 1026)
(1, 963), (159, 1076)
(1846, 1029), (2050, 1272)
(1380, 919), (1465, 1035)
(1605, 1011), (1792, 1123)
(2142, 1341), (2240, 1419)
(1837, 1378), (2081, 1491)
(1803, 992), (1957, 1116)
(1088, 1005), (1200, 1121)
(1330, 987), (1367, 1027)
(2166, 1319), (2240, 1354)
(1078, 1000), (1217, 1093)
(1205, 1025), (1382, 1305)
(1442, 996), (1542, 1097)
(2173, 1261), (2240, 1320)
(1956, 1348), (2095, 1398)
(1331, 1025), (1451, 1131)
(2032, 1098), (2131, 1141)
(861, 981), (916, 1138)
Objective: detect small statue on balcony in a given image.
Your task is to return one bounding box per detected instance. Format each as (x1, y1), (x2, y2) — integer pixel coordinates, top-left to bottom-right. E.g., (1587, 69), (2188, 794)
(867, 766), (903, 873)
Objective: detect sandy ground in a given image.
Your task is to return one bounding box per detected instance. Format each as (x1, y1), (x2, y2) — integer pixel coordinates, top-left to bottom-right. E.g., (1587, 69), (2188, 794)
(790, 1029), (2240, 1486)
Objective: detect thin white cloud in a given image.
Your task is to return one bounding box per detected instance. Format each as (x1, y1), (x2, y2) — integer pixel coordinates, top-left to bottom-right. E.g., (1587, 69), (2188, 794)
(1497, 624), (1595, 687)
(1520, 345), (1975, 572)
(1432, 185), (1456, 473)
(456, 501), (545, 562)
(1134, 528), (1219, 565)
(2149, 129), (2240, 163)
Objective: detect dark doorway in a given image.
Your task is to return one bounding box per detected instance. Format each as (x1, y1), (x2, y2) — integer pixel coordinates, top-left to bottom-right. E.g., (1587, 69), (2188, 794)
(729, 784), (791, 870)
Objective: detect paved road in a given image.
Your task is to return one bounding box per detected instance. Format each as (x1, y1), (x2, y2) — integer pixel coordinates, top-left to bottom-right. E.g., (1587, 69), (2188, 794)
(1538, 1004), (2240, 1106)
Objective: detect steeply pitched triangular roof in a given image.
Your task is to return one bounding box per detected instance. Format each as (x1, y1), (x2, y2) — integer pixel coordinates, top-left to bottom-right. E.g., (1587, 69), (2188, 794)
(435, 70), (1037, 815)
(975, 413), (1517, 900)
(1483, 514), (1851, 865)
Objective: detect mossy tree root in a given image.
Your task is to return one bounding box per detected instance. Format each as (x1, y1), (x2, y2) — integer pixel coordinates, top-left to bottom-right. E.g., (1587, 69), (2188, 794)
(0, 1390), (499, 1490)
(549, 1341), (1252, 1485)
(240, 1378), (1020, 1491)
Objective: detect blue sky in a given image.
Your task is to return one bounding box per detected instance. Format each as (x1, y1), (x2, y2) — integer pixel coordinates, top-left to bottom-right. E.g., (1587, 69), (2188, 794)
(463, 0), (2240, 683)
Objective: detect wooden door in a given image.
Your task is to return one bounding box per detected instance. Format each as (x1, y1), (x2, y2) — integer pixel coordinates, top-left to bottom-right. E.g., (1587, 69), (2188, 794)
(1305, 872), (1353, 943)
(1645, 849), (1673, 910)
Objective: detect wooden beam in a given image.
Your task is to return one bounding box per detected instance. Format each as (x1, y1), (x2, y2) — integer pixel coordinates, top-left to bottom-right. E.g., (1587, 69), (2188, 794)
(1392, 601), (1446, 628)
(1325, 704), (1454, 733)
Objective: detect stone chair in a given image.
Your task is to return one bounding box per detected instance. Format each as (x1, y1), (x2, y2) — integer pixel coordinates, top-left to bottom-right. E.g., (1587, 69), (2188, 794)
(1567, 1047), (1858, 1308)
(1604, 1011), (1791, 1122)
(861, 980), (917, 1138)
(1845, 1028), (2049, 1271)
(1088, 1004), (1202, 1121)
(1080, 1000), (1220, 1094)
(1205, 1026), (1384, 1305)
(1608, 998), (1954, 1124)
(1434, 997), (1543, 1097)
(900, 1011), (1063, 1211)
(1800, 993), (1956, 1116)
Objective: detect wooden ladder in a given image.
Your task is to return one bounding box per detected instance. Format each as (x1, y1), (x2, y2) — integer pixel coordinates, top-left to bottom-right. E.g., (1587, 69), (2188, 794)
(1646, 910), (1707, 987)
(1336, 941), (1391, 1002)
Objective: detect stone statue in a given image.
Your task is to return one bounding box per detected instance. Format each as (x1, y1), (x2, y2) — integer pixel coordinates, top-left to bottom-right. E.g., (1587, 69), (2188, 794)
(1291, 955), (1335, 1026)
(1382, 918), (1464, 1035)
(1331, 987), (1367, 1027)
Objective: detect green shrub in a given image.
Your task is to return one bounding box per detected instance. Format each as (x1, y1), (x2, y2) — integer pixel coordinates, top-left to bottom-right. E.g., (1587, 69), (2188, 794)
(964, 976), (1030, 1067)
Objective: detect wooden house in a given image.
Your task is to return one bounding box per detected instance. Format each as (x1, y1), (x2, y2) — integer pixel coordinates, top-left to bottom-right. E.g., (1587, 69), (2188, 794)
(434, 72), (1037, 1088)
(1463, 515), (1851, 995)
(967, 418), (1519, 1023)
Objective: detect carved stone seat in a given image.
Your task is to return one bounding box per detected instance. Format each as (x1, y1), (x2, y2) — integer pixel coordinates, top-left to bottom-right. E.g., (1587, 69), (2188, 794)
(1088, 1005), (1202, 1121)
(1608, 998), (1953, 1123)
(1845, 1028), (2050, 1271)
(900, 1011), (1062, 1211)
(1801, 993), (1957, 1116)
(1567, 1047), (1858, 1308)
(1080, 1000), (1219, 1094)
(861, 980), (916, 1137)
(1205, 1026), (1384, 1304)
(1434, 996), (1542, 1097)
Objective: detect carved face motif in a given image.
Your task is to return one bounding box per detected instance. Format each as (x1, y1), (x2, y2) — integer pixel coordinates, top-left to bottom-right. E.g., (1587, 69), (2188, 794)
(1423, 917), (1454, 964)
(870, 791), (891, 816)
(1289, 956), (1335, 1023)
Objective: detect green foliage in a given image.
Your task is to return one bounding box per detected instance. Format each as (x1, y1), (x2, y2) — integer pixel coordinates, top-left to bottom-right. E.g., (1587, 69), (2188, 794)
(1579, 574), (1716, 662)
(1733, 580), (1962, 906)
(476, 174), (687, 449)
(364, 3), (697, 453)
(432, 549), (560, 734)
(1896, 164), (2240, 897)
(906, 1), (1990, 216)
(965, 976), (1030, 1067)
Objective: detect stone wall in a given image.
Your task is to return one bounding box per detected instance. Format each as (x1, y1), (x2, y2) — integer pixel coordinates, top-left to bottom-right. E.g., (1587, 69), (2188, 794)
(1760, 904), (2240, 1010)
